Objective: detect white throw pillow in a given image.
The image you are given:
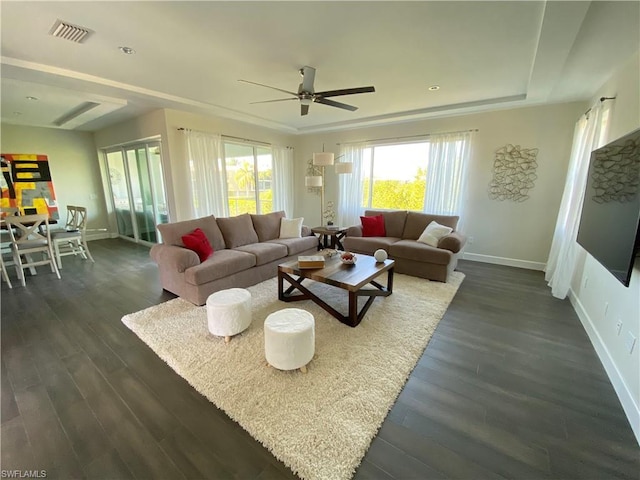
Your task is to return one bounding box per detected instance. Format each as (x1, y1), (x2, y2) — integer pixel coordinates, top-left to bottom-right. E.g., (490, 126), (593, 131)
(279, 217), (303, 238)
(417, 221), (453, 247)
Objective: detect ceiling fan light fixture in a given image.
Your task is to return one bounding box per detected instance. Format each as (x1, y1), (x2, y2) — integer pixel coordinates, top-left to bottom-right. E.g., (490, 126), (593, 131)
(300, 97), (312, 106)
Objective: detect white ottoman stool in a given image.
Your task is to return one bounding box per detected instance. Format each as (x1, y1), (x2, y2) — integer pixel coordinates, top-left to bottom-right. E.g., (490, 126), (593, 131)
(264, 308), (315, 373)
(206, 288), (252, 343)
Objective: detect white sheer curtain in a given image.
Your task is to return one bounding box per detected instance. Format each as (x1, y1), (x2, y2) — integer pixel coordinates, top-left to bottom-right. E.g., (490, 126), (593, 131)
(183, 129), (229, 218)
(272, 145), (294, 216)
(545, 102), (609, 299)
(338, 142), (367, 226)
(423, 131), (473, 220)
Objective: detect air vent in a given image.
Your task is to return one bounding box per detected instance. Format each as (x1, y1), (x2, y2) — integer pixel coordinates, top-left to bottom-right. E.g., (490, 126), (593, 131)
(49, 19), (92, 43)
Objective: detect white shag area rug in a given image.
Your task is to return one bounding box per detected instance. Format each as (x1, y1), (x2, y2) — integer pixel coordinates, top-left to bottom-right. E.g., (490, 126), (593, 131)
(122, 272), (464, 480)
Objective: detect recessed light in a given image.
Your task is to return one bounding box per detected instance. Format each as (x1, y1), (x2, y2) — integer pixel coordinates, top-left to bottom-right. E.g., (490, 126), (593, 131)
(119, 46), (135, 55)
(26, 96), (39, 101)
(428, 85), (440, 91)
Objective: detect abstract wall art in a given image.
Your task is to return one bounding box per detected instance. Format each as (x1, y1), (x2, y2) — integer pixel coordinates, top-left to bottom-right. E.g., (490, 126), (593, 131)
(1, 153), (59, 219)
(488, 144), (539, 202)
(589, 137), (639, 203)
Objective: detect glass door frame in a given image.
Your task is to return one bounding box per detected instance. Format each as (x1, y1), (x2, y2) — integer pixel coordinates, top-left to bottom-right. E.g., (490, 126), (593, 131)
(103, 138), (167, 246)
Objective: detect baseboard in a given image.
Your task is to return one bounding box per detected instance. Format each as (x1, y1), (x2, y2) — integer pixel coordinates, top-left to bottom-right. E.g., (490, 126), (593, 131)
(86, 232), (113, 241)
(569, 288), (640, 446)
(462, 252), (545, 271)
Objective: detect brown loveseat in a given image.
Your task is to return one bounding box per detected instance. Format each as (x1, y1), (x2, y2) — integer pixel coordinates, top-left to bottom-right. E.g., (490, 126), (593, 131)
(343, 209), (466, 282)
(150, 211), (318, 305)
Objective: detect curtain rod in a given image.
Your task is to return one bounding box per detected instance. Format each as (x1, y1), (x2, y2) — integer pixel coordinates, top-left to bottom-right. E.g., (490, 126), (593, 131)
(584, 96), (616, 117)
(177, 128), (274, 147)
(336, 128), (479, 146)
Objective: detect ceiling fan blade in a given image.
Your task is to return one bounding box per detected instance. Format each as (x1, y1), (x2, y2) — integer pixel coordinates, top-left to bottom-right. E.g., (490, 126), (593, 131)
(315, 97), (358, 111)
(238, 79), (298, 97)
(301, 66), (316, 93)
(315, 86), (375, 98)
(250, 98), (298, 104)
(301, 104), (310, 116)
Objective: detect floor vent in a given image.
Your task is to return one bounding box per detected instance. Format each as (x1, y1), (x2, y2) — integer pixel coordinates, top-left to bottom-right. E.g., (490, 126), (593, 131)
(49, 19), (93, 43)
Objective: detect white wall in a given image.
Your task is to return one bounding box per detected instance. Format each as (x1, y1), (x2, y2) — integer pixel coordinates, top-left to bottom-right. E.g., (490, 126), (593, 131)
(568, 51), (640, 443)
(295, 102), (585, 268)
(0, 124), (109, 237)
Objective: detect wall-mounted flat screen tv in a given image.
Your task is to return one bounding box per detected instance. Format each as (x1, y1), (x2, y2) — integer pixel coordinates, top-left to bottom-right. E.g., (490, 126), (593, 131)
(577, 127), (640, 287)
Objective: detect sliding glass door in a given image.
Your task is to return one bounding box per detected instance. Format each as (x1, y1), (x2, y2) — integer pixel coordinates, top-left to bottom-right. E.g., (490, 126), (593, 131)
(105, 141), (167, 244)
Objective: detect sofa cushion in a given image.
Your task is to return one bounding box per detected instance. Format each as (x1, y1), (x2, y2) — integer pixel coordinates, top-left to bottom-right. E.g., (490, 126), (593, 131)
(184, 249), (256, 285)
(181, 228), (214, 262)
(417, 221), (453, 247)
(217, 213), (259, 248)
(389, 239), (452, 265)
(157, 215), (226, 251)
(361, 214), (386, 237)
(251, 211), (286, 242)
(265, 235), (318, 256)
(402, 211), (459, 240)
(364, 210), (407, 238)
(235, 242), (288, 266)
(343, 236), (402, 255)
(279, 217), (303, 238)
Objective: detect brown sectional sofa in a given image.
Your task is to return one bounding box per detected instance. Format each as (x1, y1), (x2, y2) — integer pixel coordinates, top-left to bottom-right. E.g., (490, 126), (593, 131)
(343, 209), (466, 282)
(150, 211), (318, 305)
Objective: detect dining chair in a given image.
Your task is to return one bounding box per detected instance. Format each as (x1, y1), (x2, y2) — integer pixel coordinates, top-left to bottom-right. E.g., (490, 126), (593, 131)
(0, 255), (12, 288)
(4, 213), (61, 287)
(0, 207), (20, 287)
(51, 205), (95, 269)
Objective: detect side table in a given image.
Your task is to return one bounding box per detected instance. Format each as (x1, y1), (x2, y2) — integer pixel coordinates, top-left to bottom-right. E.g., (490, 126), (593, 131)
(311, 226), (348, 251)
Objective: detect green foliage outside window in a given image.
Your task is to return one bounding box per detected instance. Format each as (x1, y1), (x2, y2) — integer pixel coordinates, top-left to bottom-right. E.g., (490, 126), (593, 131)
(228, 190), (273, 216)
(362, 167), (427, 210)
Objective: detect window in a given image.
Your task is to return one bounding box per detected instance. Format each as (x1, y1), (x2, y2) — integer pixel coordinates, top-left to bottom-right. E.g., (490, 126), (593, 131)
(339, 131), (471, 226)
(361, 142), (429, 211)
(224, 142), (273, 216)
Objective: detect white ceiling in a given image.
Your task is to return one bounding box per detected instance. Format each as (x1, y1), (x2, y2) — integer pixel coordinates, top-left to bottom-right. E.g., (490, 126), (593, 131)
(1, 1), (638, 134)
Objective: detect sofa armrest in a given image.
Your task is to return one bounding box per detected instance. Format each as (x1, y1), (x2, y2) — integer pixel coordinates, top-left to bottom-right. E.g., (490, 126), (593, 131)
(150, 244), (200, 273)
(301, 225), (313, 237)
(346, 225), (363, 237)
(437, 231), (466, 254)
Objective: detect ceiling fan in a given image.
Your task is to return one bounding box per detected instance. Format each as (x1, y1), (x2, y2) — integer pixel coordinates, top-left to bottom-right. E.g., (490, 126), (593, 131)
(239, 66), (375, 116)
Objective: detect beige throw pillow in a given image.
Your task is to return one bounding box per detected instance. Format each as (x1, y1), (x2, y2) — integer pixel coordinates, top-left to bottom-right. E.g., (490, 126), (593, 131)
(279, 217), (303, 238)
(417, 221), (453, 247)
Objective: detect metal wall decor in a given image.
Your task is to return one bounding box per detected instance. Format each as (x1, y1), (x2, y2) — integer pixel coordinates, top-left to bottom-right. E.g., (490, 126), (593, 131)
(306, 158), (322, 195)
(590, 138), (639, 203)
(488, 144), (539, 202)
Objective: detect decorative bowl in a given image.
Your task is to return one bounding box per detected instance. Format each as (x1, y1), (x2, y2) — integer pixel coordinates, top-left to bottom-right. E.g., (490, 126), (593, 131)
(340, 252), (357, 265)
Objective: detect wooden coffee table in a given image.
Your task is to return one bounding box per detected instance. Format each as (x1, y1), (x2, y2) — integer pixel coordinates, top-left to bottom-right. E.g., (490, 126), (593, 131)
(277, 253), (394, 327)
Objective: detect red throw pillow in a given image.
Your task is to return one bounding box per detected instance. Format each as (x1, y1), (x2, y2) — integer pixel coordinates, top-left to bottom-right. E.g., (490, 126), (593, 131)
(360, 214), (386, 237)
(181, 228), (214, 262)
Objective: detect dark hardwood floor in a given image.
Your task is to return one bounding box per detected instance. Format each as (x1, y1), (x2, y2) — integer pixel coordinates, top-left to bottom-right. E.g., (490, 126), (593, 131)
(1, 239), (638, 479)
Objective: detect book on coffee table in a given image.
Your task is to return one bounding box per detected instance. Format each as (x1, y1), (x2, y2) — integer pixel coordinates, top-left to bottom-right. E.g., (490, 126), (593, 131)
(298, 255), (325, 269)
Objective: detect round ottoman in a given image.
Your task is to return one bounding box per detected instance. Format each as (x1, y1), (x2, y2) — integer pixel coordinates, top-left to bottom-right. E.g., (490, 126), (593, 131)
(264, 308), (315, 373)
(206, 288), (252, 343)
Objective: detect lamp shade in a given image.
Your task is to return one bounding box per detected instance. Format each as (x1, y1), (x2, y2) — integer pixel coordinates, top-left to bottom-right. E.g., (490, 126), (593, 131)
(335, 162), (353, 174)
(313, 152), (334, 166)
(305, 175), (323, 187)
